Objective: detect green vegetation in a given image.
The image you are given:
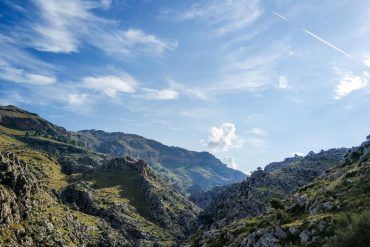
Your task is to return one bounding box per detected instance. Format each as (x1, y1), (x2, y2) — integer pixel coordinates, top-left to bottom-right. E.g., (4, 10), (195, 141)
(2, 105), (370, 246)
(83, 166), (152, 219)
(0, 106), (200, 246)
(329, 211), (370, 247)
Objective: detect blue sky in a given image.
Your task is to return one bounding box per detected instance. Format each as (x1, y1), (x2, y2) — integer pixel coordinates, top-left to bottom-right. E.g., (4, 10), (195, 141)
(0, 0), (370, 174)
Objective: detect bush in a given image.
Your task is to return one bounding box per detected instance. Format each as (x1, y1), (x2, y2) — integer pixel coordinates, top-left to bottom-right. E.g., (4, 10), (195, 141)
(330, 211), (370, 247)
(270, 198), (284, 210)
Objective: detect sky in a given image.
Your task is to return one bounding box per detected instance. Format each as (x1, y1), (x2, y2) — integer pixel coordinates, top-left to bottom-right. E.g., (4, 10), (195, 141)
(0, 0), (370, 174)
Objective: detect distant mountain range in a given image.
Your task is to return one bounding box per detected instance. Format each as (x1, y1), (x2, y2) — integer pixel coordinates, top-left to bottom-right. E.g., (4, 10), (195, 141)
(0, 105), (246, 195)
(0, 105), (369, 246)
(75, 129), (246, 194)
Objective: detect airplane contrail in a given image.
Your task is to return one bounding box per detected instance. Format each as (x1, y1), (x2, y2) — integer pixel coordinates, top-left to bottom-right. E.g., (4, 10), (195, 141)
(302, 28), (351, 57)
(272, 11), (289, 21)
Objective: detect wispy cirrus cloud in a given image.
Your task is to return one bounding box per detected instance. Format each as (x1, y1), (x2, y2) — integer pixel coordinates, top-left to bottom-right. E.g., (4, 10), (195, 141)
(245, 137), (267, 148)
(99, 0), (112, 9)
(30, 0), (91, 53)
(0, 91), (30, 106)
(0, 61), (56, 85)
(0, 34), (56, 85)
(67, 93), (89, 107)
(247, 128), (267, 136)
(163, 0), (263, 36)
(7, 0), (176, 56)
(141, 88), (179, 100)
(245, 113), (264, 123)
(169, 40), (289, 99)
(95, 28), (177, 57)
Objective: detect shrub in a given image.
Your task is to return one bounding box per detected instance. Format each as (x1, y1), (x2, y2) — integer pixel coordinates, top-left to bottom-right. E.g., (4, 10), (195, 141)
(330, 211), (370, 247)
(270, 198), (284, 210)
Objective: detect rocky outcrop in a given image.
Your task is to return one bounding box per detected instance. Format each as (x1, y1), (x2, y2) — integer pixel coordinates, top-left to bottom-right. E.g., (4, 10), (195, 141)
(0, 152), (38, 224)
(61, 181), (96, 212)
(241, 227), (287, 247)
(59, 157), (200, 243)
(102, 157), (201, 237)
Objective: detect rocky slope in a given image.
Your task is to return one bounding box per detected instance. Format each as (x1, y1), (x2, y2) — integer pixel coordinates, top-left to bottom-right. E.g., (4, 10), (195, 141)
(2, 105), (369, 246)
(0, 105), (246, 195)
(0, 107), (200, 246)
(190, 141), (370, 246)
(192, 148), (348, 228)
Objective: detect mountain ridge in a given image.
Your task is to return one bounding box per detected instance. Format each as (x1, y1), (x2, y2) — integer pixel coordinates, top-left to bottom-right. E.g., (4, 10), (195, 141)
(0, 105), (246, 194)
(190, 138), (370, 246)
(1, 105), (369, 246)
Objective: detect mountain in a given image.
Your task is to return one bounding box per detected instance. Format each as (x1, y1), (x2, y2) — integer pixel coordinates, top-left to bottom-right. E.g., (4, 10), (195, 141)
(0, 107), (200, 246)
(190, 142), (370, 246)
(191, 148), (348, 227)
(75, 129), (246, 194)
(2, 105), (369, 246)
(0, 105), (246, 195)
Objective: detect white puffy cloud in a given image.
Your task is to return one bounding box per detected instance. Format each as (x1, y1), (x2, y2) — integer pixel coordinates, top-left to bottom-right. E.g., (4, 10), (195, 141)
(142, 88), (179, 100)
(223, 156), (237, 169)
(276, 76), (288, 89)
(171, 0), (262, 36)
(205, 122), (243, 153)
(334, 72), (367, 99)
(83, 74), (137, 97)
